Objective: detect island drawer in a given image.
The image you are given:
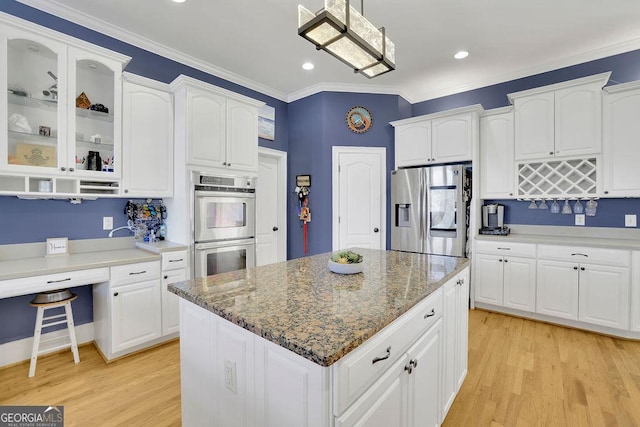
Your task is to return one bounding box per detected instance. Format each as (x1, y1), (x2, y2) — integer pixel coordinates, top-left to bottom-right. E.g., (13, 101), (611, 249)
(332, 287), (443, 416)
(110, 261), (160, 287)
(162, 250), (188, 271)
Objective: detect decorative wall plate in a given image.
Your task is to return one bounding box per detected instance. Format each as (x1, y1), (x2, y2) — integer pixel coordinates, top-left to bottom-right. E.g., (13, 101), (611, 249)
(346, 106), (372, 133)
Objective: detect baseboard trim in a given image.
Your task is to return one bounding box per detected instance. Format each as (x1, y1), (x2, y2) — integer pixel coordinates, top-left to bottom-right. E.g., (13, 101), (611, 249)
(0, 322), (94, 368)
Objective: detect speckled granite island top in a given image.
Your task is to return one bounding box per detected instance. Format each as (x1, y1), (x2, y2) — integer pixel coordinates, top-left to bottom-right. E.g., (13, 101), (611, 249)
(169, 248), (469, 367)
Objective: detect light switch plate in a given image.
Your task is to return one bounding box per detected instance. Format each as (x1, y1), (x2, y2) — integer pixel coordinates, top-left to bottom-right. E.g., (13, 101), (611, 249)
(103, 216), (113, 230)
(625, 214), (637, 227)
(575, 214), (585, 226)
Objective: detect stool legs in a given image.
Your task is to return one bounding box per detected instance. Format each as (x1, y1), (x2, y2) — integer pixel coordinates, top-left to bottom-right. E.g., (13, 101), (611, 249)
(64, 301), (80, 364)
(28, 306), (45, 378)
(29, 300), (80, 378)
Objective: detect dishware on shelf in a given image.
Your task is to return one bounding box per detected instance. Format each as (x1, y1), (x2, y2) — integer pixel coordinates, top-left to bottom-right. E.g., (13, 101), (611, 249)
(528, 200), (538, 209)
(539, 199), (548, 209)
(585, 199), (598, 216)
(550, 199), (560, 214)
(561, 199), (572, 214)
(573, 199), (584, 214)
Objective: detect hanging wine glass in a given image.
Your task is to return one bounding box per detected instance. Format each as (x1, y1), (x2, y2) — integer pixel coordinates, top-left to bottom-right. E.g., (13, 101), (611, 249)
(528, 199), (538, 209)
(561, 199), (572, 214)
(573, 199), (584, 214)
(585, 198), (598, 216)
(550, 199), (560, 214)
(539, 199), (548, 209)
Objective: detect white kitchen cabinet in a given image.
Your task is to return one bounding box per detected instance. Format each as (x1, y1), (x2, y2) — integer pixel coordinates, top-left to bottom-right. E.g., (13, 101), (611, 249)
(632, 251), (640, 332)
(0, 17), (129, 197)
(171, 75), (263, 173)
(442, 268), (469, 419)
(93, 260), (162, 360)
(161, 250), (187, 336)
(121, 73), (174, 198)
(474, 241), (536, 312)
(391, 105), (482, 169)
(510, 73), (609, 161)
(602, 81), (640, 197)
(480, 107), (515, 198)
(536, 245), (630, 329)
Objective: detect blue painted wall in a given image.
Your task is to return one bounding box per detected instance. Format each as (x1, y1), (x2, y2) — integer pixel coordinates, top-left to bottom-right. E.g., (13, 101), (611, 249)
(287, 92), (410, 259)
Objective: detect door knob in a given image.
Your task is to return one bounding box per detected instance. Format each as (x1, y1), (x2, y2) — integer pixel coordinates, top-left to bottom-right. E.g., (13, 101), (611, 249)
(272, 226), (279, 231)
(373, 228), (379, 233)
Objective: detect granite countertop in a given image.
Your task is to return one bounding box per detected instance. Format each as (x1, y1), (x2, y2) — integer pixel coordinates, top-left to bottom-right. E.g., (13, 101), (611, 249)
(475, 225), (640, 250)
(169, 248), (469, 367)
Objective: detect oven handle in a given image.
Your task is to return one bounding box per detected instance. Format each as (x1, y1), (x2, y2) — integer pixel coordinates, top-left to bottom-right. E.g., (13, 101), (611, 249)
(195, 239), (256, 250)
(195, 190), (255, 198)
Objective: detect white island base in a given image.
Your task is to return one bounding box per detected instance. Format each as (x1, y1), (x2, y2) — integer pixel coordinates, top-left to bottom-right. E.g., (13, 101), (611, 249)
(178, 266), (469, 427)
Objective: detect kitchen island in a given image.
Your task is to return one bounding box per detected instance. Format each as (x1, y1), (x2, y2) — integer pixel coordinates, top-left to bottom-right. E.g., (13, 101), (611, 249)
(169, 248), (470, 427)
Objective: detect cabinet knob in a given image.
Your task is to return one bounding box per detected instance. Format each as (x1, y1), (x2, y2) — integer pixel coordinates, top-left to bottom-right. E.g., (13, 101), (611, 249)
(604, 191), (609, 195)
(61, 166), (66, 171)
(69, 167), (74, 172)
(373, 227), (379, 233)
(404, 359), (418, 374)
(272, 226), (279, 231)
(113, 292), (119, 297)
(549, 152), (554, 155)
(227, 163), (231, 167)
(164, 275), (168, 279)
(509, 193), (513, 196)
(459, 278), (464, 286)
(124, 189), (129, 193)
(499, 259), (503, 262)
(223, 162), (227, 166)
(580, 267), (585, 271)
(573, 266), (578, 270)
(504, 259), (508, 263)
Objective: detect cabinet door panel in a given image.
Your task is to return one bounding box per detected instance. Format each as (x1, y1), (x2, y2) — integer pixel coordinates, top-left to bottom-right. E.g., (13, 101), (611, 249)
(442, 281), (457, 416)
(503, 257), (536, 312)
(603, 88), (640, 196)
(456, 268), (470, 393)
(480, 112), (515, 198)
(536, 260), (578, 319)
(112, 279), (162, 352)
(474, 253), (503, 305)
(162, 269), (185, 335)
(187, 88), (225, 167)
(578, 264), (629, 329)
(395, 123), (431, 168)
(555, 83), (601, 156)
(432, 114), (472, 162)
(226, 99), (258, 171)
(407, 320), (442, 427)
(514, 93), (555, 160)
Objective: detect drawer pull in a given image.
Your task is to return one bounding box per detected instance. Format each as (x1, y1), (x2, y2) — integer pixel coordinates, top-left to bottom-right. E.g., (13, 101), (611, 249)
(47, 277), (71, 284)
(372, 347), (391, 365)
(497, 247), (511, 250)
(571, 253), (588, 257)
(129, 270), (147, 275)
(169, 259), (184, 263)
(424, 308), (436, 319)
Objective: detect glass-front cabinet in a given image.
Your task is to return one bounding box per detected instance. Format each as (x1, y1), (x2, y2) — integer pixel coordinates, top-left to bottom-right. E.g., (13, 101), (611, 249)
(0, 20), (128, 196)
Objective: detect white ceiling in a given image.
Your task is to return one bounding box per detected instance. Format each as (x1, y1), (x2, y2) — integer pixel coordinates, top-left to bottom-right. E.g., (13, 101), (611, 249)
(16, 0), (640, 103)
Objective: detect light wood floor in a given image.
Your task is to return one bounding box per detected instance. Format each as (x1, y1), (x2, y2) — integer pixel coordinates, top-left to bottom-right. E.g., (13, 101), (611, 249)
(2, 310), (640, 426)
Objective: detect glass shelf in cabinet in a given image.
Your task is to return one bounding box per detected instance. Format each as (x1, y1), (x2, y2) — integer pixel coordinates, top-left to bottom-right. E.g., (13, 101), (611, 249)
(75, 138), (114, 147)
(8, 130), (57, 146)
(76, 107), (113, 123)
(8, 92), (58, 110)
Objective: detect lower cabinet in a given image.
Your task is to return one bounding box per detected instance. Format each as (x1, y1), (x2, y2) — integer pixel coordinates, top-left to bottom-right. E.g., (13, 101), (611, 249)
(537, 259), (629, 329)
(336, 319), (442, 427)
(94, 260), (163, 360)
(161, 250), (188, 336)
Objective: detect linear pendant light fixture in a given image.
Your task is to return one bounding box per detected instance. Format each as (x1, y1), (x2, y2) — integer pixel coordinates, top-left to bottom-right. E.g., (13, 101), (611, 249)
(298, 0), (395, 78)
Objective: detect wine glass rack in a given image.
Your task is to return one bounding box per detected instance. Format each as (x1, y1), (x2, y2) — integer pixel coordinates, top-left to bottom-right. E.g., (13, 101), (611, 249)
(517, 157), (597, 199)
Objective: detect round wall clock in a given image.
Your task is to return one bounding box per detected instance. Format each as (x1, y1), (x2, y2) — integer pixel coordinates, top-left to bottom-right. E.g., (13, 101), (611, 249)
(346, 106), (373, 133)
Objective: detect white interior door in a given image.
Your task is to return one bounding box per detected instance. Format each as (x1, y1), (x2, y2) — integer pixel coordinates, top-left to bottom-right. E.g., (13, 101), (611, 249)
(332, 147), (386, 251)
(257, 148), (287, 266)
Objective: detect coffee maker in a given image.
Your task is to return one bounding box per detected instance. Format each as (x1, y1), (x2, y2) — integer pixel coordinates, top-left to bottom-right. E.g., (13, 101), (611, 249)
(480, 203), (510, 235)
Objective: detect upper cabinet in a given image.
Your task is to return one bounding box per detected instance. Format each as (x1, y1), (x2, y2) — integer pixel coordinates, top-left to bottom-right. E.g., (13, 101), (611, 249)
(0, 18), (129, 197)
(602, 81), (640, 197)
(391, 105), (483, 169)
(171, 75), (263, 173)
(479, 107), (515, 199)
(509, 72), (610, 161)
(121, 73), (174, 198)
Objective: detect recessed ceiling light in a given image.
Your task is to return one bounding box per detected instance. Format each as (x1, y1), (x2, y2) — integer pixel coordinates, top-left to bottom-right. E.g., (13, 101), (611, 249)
(454, 51), (469, 59)
(172, 0), (186, 3)
(302, 62), (315, 70)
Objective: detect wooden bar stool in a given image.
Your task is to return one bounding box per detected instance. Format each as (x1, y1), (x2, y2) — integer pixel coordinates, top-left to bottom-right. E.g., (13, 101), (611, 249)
(29, 290), (80, 377)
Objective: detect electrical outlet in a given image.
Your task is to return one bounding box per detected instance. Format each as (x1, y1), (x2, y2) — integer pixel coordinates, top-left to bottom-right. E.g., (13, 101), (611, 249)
(575, 214), (585, 226)
(224, 360), (237, 393)
(625, 214), (637, 227)
(102, 216), (113, 230)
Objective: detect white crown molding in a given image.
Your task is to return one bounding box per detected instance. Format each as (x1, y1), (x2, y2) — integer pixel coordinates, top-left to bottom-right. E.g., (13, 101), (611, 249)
(15, 0), (289, 102)
(411, 37), (640, 105)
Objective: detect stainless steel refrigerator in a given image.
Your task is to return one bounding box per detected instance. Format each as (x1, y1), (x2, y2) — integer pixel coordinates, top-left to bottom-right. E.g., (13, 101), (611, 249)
(391, 164), (470, 257)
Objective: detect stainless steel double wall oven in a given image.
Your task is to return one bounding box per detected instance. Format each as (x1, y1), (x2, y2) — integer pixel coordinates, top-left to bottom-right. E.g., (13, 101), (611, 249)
(193, 172), (256, 279)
